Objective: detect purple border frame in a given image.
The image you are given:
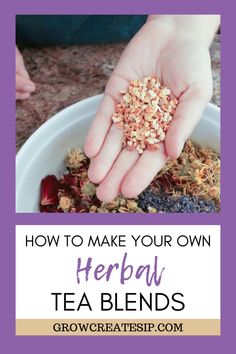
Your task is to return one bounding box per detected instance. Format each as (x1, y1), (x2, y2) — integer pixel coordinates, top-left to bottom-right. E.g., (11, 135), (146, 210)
(1, 1), (234, 353)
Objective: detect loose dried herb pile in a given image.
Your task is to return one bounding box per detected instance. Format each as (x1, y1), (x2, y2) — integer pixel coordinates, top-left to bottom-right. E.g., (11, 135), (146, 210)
(112, 77), (178, 154)
(40, 140), (220, 213)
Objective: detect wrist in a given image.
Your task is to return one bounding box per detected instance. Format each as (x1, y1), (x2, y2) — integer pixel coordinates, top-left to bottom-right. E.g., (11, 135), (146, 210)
(147, 15), (220, 47)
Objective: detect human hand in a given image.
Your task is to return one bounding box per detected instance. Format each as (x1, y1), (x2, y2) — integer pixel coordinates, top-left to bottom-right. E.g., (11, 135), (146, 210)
(84, 15), (219, 202)
(16, 46), (35, 100)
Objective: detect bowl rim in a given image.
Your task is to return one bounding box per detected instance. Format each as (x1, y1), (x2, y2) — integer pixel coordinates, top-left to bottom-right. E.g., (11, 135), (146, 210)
(16, 94), (103, 166)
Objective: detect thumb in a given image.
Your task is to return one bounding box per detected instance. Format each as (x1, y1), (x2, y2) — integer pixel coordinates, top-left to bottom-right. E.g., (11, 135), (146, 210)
(165, 85), (212, 159)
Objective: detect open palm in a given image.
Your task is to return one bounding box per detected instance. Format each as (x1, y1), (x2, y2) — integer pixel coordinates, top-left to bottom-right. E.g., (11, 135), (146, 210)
(84, 20), (213, 202)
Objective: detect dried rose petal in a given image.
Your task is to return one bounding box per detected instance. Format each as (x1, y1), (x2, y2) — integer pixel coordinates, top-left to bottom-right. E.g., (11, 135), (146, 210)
(63, 173), (79, 187)
(40, 205), (64, 213)
(70, 185), (81, 197)
(40, 175), (59, 206)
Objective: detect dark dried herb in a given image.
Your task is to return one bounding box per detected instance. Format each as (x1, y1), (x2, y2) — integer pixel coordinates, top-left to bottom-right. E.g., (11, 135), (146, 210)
(138, 189), (217, 213)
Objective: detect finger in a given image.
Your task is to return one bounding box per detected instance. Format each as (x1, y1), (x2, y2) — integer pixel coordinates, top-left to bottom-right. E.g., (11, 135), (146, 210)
(16, 91), (30, 100)
(16, 46), (30, 79)
(84, 74), (129, 158)
(165, 86), (211, 159)
(88, 124), (123, 184)
(16, 74), (35, 93)
(96, 149), (140, 202)
(16, 61), (30, 79)
(121, 143), (168, 199)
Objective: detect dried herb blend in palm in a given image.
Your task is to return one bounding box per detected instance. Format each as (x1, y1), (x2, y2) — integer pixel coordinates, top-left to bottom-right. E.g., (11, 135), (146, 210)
(112, 77), (178, 154)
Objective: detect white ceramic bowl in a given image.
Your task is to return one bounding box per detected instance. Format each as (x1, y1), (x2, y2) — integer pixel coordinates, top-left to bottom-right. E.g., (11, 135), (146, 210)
(16, 94), (220, 212)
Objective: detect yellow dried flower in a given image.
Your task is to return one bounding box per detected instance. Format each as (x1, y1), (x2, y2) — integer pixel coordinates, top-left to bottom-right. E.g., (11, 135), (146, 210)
(65, 148), (87, 169)
(58, 195), (75, 212)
